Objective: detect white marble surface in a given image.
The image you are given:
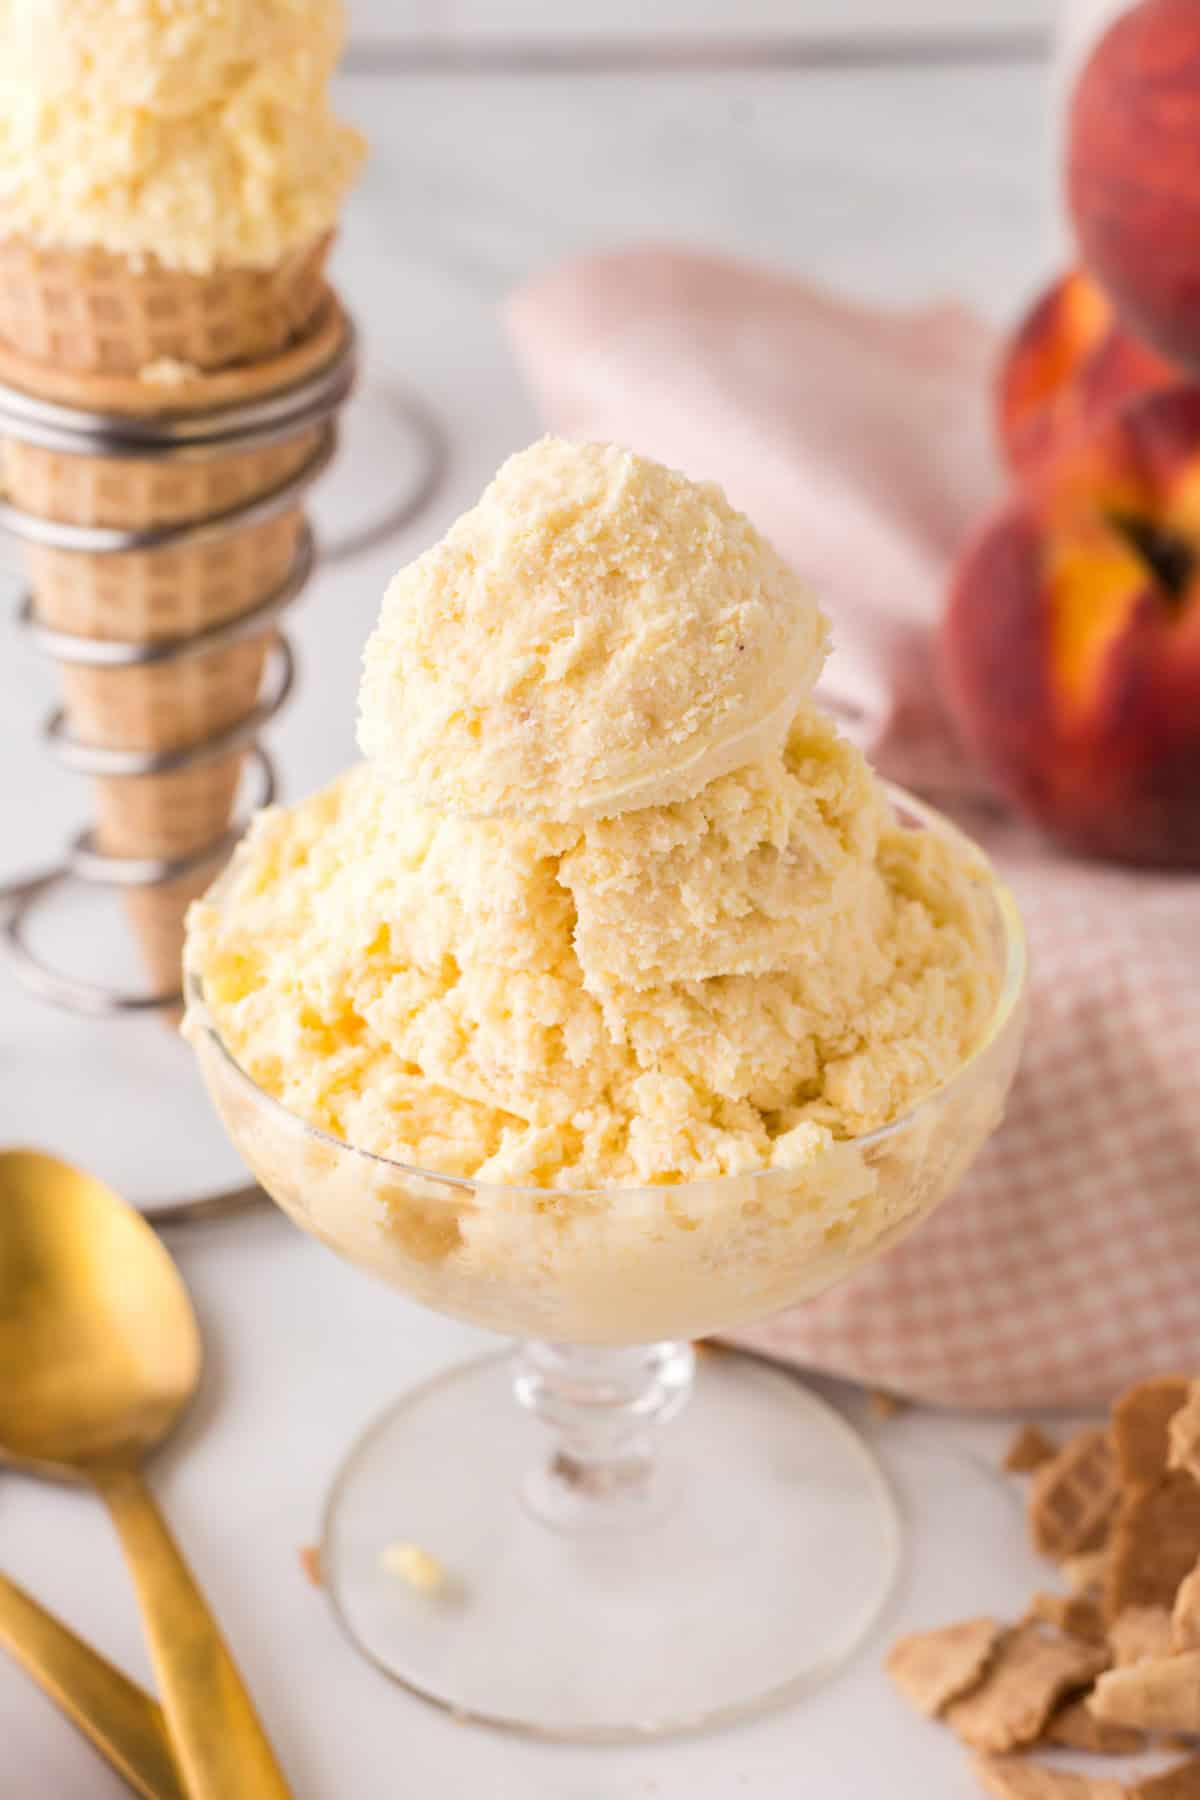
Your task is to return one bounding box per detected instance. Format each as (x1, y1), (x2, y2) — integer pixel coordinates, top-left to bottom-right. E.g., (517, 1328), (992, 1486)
(343, 0), (1053, 47)
(0, 54), (1084, 1800)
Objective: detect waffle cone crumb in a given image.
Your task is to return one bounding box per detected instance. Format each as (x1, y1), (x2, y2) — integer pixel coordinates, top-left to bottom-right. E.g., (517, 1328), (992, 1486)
(1172, 1562), (1200, 1652)
(1128, 1760), (1200, 1798)
(1090, 1650), (1200, 1734)
(1106, 1475), (1200, 1620)
(1005, 1426), (1059, 1475)
(972, 1754), (1123, 1798)
(1029, 1430), (1119, 1560)
(1061, 1551), (1109, 1597)
(1114, 1379), (1194, 1490)
(298, 1545), (323, 1587)
(1040, 1695), (1143, 1754)
(868, 1388), (908, 1421)
(944, 1624), (1108, 1753)
(886, 1618), (1002, 1716)
(1170, 1387), (1200, 1487)
(1108, 1605), (1174, 1667)
(1024, 1590), (1106, 1645)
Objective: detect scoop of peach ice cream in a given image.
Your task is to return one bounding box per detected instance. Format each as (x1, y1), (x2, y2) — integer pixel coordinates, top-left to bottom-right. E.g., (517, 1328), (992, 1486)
(187, 441), (1015, 1340)
(189, 440), (1001, 1194)
(0, 0), (365, 271)
(357, 438), (829, 822)
(187, 708), (998, 1190)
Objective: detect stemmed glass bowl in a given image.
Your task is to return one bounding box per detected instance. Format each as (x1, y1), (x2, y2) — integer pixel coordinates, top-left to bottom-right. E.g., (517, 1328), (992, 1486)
(186, 788), (1027, 1740)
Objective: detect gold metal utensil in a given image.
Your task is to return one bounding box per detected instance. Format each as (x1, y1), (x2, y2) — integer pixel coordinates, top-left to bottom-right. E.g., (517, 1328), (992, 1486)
(0, 1148), (293, 1799)
(0, 1569), (183, 1800)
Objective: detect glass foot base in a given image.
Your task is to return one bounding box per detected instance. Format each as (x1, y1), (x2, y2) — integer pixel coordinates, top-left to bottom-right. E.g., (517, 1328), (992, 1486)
(322, 1348), (899, 1740)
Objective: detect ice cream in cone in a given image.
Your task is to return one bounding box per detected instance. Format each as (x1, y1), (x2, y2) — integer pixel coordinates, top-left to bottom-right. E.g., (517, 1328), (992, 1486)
(0, 1), (363, 1000)
(0, 0), (364, 371)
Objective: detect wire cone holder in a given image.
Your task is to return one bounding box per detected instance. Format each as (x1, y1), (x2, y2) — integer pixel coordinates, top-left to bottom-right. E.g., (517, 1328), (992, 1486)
(0, 290), (356, 1042)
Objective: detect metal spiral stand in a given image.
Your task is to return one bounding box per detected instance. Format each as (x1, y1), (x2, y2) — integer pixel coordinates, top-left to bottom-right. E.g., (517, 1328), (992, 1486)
(0, 321), (367, 1222)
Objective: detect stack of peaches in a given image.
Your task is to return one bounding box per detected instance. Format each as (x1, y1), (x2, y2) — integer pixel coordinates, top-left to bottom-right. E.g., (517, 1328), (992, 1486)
(943, 0), (1200, 867)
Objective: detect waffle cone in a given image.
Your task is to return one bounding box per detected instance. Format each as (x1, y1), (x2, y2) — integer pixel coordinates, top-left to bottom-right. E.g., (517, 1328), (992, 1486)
(3, 295), (348, 997)
(0, 235), (332, 375)
(102, 752), (250, 1026)
(122, 867), (221, 1027)
(5, 430), (317, 529)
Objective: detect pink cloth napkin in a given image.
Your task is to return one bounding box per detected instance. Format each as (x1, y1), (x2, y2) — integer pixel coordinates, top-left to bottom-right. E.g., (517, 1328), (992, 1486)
(507, 246), (1200, 1411)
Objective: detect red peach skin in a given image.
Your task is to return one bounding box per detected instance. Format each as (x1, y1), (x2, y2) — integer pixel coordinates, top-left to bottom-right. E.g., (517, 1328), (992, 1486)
(1069, 0), (1200, 369)
(997, 270), (1175, 480)
(943, 387), (1200, 866)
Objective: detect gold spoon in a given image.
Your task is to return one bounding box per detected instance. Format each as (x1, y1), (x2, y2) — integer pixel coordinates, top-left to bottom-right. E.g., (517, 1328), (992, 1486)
(0, 1569), (183, 1799)
(0, 1148), (293, 1799)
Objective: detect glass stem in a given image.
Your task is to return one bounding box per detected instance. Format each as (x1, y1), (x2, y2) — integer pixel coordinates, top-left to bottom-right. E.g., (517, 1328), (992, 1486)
(514, 1341), (695, 1528)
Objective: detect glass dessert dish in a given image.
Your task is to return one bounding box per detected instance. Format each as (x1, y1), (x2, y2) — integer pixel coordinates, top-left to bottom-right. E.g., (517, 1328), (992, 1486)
(187, 789), (1027, 1741)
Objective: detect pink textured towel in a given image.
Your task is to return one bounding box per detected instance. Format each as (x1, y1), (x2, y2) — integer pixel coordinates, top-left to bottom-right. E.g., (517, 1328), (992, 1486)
(508, 246), (1200, 1410)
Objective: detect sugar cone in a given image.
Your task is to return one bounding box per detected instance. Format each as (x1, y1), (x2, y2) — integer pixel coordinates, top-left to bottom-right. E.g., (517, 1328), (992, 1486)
(37, 506), (300, 1002)
(122, 870), (225, 1019)
(0, 235), (332, 375)
(1, 292), (348, 1000)
(5, 429), (316, 530)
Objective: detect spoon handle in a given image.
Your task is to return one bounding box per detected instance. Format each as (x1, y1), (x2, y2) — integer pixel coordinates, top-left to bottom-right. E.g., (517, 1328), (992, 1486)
(0, 1569), (183, 1800)
(94, 1466), (293, 1800)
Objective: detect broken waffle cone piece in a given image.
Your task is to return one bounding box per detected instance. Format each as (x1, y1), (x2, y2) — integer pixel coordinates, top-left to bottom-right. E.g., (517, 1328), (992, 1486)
(1062, 1550), (1109, 1596)
(1128, 1761), (1200, 1799)
(1040, 1695), (1143, 1754)
(867, 1388), (908, 1421)
(1090, 1649), (1200, 1735)
(1172, 1562), (1200, 1652)
(1005, 1426), (1058, 1475)
(1024, 1590), (1106, 1645)
(298, 1545), (323, 1588)
(1170, 1386), (1200, 1486)
(1106, 1474), (1200, 1620)
(1113, 1378), (1193, 1490)
(1109, 1605), (1174, 1667)
(885, 1618), (1002, 1716)
(945, 1624), (1109, 1753)
(1029, 1430), (1119, 1560)
(0, 234), (332, 376)
(972, 1755), (1124, 1798)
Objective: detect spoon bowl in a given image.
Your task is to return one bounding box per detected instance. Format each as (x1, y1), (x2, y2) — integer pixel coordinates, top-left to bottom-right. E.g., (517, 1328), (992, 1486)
(0, 1149), (199, 1478)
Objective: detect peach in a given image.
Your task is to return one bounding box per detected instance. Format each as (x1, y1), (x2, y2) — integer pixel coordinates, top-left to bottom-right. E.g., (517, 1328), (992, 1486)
(997, 269), (1175, 480)
(942, 385), (1200, 866)
(1068, 0), (1200, 368)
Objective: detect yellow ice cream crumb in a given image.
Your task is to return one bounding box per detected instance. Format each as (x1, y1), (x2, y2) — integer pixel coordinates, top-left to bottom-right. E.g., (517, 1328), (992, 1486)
(0, 0), (365, 271)
(358, 438), (829, 822)
(139, 356), (197, 386)
(380, 1542), (446, 1594)
(188, 711), (998, 1191)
